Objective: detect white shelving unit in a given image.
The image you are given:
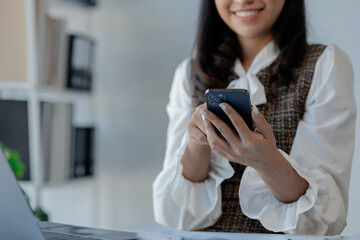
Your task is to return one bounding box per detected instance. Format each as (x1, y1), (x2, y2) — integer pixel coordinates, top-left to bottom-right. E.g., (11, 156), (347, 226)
(0, 0), (97, 224)
(0, 0), (43, 207)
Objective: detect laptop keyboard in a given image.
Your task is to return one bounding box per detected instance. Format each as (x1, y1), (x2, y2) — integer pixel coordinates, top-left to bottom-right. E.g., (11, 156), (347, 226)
(42, 230), (104, 240)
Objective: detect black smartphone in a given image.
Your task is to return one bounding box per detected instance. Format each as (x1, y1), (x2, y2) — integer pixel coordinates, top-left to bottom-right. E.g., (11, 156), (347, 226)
(205, 89), (253, 138)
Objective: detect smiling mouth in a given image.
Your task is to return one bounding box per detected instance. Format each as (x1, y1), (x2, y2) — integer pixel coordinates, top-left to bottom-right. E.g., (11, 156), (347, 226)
(234, 8), (263, 18)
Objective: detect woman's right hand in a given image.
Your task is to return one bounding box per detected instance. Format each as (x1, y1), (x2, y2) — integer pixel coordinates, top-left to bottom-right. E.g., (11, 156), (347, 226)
(187, 103), (209, 146)
(181, 103), (211, 182)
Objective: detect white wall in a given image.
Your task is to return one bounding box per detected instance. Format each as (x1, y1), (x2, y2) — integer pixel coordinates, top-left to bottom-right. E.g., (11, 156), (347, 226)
(305, 0), (360, 235)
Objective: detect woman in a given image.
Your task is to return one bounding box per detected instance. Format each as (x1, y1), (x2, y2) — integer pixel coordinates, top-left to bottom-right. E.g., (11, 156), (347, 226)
(153, 0), (356, 235)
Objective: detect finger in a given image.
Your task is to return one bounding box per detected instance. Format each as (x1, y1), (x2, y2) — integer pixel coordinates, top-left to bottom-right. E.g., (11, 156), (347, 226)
(197, 115), (207, 134)
(188, 115), (208, 145)
(201, 108), (241, 145)
(201, 112), (232, 153)
(251, 105), (274, 140)
(194, 124), (208, 145)
(195, 104), (208, 133)
(218, 102), (252, 139)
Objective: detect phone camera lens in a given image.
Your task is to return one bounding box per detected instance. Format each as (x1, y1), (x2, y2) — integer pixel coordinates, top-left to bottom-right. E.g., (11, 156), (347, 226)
(209, 94), (215, 100)
(210, 100), (217, 106)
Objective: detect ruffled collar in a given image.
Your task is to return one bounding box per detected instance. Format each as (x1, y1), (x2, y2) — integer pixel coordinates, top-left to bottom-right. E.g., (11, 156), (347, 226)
(228, 40), (280, 105)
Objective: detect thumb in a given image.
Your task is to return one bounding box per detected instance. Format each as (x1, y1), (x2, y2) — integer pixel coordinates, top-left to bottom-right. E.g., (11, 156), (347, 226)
(251, 105), (273, 140)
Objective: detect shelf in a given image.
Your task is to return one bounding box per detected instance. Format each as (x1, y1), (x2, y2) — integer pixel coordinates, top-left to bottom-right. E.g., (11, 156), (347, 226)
(38, 86), (93, 103)
(19, 180), (37, 189)
(0, 82), (93, 102)
(0, 83), (29, 101)
(0, 80), (31, 90)
(19, 178), (95, 209)
(19, 176), (95, 189)
(42, 176), (95, 188)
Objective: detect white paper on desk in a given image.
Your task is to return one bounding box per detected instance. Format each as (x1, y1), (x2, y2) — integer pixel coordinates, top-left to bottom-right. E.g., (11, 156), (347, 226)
(138, 222), (344, 240)
(345, 234), (360, 240)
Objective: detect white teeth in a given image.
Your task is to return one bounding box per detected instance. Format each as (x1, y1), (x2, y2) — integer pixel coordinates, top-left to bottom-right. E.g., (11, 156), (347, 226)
(235, 10), (259, 17)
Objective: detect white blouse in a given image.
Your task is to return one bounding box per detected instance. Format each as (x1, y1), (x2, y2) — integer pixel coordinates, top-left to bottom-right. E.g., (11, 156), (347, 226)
(152, 41), (356, 235)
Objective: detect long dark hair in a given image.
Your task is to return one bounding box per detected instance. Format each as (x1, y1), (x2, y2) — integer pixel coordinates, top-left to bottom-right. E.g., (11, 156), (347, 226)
(192, 0), (307, 106)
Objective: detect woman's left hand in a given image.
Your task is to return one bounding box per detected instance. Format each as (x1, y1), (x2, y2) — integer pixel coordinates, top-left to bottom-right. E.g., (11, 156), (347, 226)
(201, 102), (281, 171)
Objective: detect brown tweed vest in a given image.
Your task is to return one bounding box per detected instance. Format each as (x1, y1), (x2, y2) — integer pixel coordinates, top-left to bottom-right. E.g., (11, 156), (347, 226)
(195, 44), (326, 233)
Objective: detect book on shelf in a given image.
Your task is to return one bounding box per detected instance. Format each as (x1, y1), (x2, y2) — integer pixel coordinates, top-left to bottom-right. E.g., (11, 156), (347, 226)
(0, 100), (31, 180)
(70, 126), (95, 178)
(40, 102), (73, 183)
(66, 34), (95, 91)
(40, 102), (53, 181)
(40, 14), (68, 88)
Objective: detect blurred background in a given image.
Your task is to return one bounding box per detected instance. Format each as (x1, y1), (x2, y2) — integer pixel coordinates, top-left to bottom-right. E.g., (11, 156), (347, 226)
(0, 0), (359, 236)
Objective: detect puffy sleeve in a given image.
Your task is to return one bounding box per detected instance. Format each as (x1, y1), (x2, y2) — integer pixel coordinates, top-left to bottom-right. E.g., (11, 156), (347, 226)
(239, 45), (356, 235)
(152, 58), (234, 230)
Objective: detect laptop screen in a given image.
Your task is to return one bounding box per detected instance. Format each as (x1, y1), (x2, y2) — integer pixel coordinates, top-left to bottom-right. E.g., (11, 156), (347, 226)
(0, 148), (44, 240)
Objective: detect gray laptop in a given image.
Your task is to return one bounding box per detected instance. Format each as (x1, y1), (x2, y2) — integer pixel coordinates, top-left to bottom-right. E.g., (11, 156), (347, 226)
(0, 148), (138, 240)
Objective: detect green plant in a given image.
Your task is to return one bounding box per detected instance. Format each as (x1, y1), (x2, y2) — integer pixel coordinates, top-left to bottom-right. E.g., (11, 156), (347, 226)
(1, 142), (49, 221)
(1, 142), (26, 179)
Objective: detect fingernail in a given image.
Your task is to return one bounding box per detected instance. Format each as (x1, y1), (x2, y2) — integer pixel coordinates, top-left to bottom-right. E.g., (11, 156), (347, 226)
(219, 103), (226, 110)
(253, 105), (259, 115)
(200, 108), (207, 115)
(201, 115), (207, 123)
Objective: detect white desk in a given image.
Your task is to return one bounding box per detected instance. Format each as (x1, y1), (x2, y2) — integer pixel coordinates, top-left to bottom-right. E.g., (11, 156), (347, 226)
(137, 222), (358, 240)
(41, 222), (360, 240)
